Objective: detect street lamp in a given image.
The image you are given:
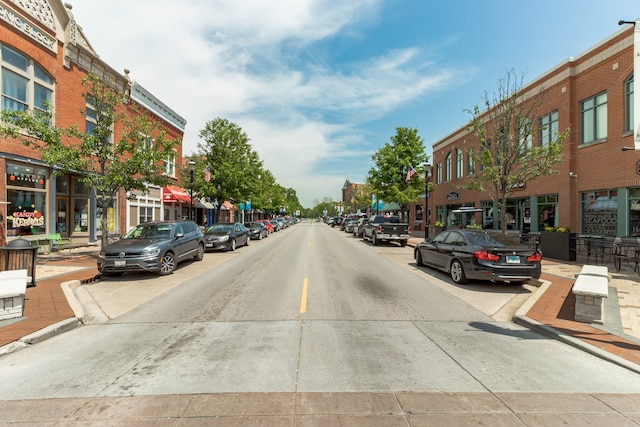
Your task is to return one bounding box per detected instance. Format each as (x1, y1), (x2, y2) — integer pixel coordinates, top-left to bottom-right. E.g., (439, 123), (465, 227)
(188, 160), (196, 221)
(424, 162), (431, 240)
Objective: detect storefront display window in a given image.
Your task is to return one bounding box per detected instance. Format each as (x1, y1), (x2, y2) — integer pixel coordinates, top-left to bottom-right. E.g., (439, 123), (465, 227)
(538, 194), (558, 229)
(582, 190), (617, 236)
(6, 163), (48, 236)
(72, 198), (89, 234)
(629, 188), (640, 237)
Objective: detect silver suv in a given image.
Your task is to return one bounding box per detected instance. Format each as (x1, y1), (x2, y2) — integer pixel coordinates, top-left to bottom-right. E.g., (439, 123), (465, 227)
(97, 220), (205, 276)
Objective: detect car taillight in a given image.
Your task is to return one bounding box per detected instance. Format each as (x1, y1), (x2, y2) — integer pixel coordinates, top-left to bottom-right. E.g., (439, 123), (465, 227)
(408, 226), (412, 233)
(474, 251), (499, 261)
(527, 252), (542, 262)
(376, 225), (382, 232)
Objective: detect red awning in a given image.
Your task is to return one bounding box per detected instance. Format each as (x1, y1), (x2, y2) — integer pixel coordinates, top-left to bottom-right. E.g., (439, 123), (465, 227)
(163, 185), (191, 203)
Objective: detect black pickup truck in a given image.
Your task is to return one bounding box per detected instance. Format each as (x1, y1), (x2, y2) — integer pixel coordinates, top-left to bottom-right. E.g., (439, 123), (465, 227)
(362, 215), (411, 246)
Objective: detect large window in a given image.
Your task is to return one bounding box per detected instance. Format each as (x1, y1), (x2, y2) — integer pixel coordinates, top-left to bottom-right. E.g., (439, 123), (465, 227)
(444, 153), (452, 182)
(1, 44), (53, 113)
(467, 150), (475, 176)
(435, 163), (442, 184)
(539, 111), (559, 146)
(626, 74), (634, 134)
(580, 92), (607, 144)
(582, 190), (617, 236)
(139, 206), (154, 223)
(455, 149), (463, 179)
(6, 163), (48, 237)
(164, 152), (176, 177)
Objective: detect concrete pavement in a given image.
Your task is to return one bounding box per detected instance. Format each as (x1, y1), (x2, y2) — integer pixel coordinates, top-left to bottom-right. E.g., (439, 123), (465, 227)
(1, 236), (640, 424)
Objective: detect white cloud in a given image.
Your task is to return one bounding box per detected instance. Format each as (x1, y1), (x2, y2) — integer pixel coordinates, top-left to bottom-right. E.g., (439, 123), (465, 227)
(71, 0), (465, 207)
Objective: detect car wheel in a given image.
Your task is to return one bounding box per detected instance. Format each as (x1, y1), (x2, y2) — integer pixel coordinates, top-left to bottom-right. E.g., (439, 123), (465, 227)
(372, 233), (379, 246)
(258, 232), (263, 240)
(416, 250), (424, 266)
(194, 243), (205, 261)
(246, 236), (251, 247)
(158, 252), (176, 275)
(450, 259), (468, 284)
(400, 240), (407, 247)
(230, 239), (237, 251)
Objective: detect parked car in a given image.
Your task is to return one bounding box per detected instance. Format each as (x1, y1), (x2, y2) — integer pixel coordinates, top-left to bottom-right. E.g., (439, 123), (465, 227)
(256, 219), (274, 233)
(245, 221), (269, 240)
(97, 220), (205, 276)
(363, 215), (411, 246)
(204, 222), (250, 251)
(345, 219), (359, 233)
(269, 219), (281, 232)
(414, 229), (542, 284)
(353, 217), (368, 237)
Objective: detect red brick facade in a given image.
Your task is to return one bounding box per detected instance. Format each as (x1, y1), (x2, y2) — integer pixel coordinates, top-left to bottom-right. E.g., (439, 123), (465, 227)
(0, 1), (186, 245)
(413, 24), (640, 239)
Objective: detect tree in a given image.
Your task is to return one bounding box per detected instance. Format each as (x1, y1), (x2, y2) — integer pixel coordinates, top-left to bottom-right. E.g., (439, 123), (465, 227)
(464, 70), (569, 233)
(0, 72), (180, 247)
(366, 127), (429, 218)
(192, 118), (264, 221)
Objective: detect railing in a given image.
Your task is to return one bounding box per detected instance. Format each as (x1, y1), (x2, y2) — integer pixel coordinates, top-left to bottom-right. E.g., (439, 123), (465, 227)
(573, 235), (640, 274)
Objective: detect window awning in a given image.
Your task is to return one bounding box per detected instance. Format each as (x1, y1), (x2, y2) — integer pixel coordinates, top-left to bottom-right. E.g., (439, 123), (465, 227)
(163, 185), (191, 203)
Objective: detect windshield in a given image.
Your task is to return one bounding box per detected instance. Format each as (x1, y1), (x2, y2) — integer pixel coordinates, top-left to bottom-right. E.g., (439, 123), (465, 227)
(124, 224), (173, 239)
(208, 224), (232, 233)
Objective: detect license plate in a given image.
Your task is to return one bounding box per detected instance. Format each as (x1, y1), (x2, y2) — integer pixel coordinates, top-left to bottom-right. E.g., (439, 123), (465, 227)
(114, 260), (126, 267)
(506, 256), (520, 264)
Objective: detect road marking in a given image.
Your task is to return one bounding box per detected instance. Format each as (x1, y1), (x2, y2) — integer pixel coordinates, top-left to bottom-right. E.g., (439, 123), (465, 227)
(300, 277), (308, 313)
(308, 241), (311, 247)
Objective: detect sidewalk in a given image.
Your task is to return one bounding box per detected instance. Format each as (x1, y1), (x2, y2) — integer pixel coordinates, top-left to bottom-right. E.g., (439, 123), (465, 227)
(1, 239), (640, 375)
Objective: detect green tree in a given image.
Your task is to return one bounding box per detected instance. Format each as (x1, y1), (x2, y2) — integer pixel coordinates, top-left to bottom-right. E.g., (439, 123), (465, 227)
(366, 127), (429, 218)
(0, 73), (180, 247)
(192, 118), (264, 221)
(464, 70), (569, 233)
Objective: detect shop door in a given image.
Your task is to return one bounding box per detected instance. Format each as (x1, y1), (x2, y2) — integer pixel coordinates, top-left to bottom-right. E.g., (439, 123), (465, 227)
(56, 197), (69, 236)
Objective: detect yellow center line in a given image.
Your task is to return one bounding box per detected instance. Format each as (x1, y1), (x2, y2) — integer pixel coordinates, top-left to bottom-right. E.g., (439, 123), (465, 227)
(308, 241), (311, 247)
(300, 277), (308, 314)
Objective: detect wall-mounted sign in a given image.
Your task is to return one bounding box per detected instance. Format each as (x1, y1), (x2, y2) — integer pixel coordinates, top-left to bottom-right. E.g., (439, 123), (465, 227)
(446, 191), (459, 200)
(0, 3), (56, 52)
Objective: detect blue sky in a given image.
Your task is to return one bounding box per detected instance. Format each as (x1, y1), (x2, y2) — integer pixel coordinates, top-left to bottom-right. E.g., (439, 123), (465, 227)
(71, 0), (639, 207)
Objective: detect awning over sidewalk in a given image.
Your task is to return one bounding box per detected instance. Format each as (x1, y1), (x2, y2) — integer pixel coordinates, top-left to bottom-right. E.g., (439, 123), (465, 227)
(162, 185), (191, 203)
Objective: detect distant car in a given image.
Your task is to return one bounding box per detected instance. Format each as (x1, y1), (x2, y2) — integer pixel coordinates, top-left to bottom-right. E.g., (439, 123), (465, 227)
(204, 222), (250, 251)
(256, 219), (274, 233)
(269, 219), (280, 232)
(97, 220), (205, 276)
(414, 229), (542, 284)
(345, 220), (359, 233)
(353, 217), (368, 237)
(245, 222), (269, 240)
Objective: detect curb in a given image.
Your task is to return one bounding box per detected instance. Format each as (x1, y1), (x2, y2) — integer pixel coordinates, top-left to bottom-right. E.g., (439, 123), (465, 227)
(0, 318), (80, 356)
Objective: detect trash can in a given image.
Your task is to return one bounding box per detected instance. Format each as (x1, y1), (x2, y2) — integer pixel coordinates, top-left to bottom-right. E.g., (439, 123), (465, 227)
(0, 239), (38, 287)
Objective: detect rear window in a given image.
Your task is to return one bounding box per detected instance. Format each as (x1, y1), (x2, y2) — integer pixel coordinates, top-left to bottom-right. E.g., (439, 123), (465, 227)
(467, 232), (521, 247)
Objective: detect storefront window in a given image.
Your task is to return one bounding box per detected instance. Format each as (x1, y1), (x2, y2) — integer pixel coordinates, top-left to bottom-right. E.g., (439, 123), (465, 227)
(6, 163), (48, 236)
(96, 198), (118, 233)
(538, 194), (558, 229)
(72, 198), (89, 234)
(582, 190), (617, 236)
(629, 188), (640, 237)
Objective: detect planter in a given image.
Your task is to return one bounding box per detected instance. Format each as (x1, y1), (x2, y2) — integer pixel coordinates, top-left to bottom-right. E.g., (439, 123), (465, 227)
(539, 231), (576, 261)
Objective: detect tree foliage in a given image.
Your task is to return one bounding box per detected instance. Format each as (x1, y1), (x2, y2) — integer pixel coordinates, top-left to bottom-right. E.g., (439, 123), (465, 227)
(0, 72), (180, 246)
(366, 127), (429, 215)
(464, 70), (569, 233)
(190, 117), (302, 218)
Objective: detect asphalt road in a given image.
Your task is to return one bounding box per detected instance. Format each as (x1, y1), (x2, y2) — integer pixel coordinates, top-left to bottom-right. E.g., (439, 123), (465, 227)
(1, 222), (640, 401)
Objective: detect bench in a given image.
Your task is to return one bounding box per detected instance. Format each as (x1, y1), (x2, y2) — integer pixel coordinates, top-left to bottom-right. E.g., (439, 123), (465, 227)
(572, 265), (609, 324)
(33, 233), (72, 254)
(0, 269), (28, 320)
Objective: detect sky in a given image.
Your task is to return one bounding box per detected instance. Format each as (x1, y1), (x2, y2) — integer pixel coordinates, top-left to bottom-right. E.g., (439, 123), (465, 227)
(70, 0), (639, 208)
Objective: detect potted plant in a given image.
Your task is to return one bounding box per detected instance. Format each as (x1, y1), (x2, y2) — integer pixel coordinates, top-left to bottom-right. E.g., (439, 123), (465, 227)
(539, 226), (576, 261)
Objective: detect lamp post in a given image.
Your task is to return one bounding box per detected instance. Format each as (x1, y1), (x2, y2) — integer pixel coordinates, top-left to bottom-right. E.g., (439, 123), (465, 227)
(188, 160), (196, 221)
(424, 162), (431, 240)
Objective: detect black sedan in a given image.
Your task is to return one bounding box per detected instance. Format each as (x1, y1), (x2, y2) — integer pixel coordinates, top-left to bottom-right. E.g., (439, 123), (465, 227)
(414, 229), (541, 284)
(244, 221), (269, 240)
(204, 222), (250, 251)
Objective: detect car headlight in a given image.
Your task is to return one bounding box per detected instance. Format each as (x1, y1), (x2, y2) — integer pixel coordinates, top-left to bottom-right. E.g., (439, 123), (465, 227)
(142, 247), (161, 257)
(219, 235), (229, 242)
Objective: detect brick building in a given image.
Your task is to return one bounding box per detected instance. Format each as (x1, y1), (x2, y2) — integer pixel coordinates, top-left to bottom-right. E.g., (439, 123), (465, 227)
(0, 0), (188, 246)
(416, 21), (640, 239)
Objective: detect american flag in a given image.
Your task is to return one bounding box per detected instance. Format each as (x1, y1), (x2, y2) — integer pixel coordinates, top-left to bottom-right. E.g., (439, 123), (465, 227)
(203, 164), (211, 182)
(405, 166), (416, 183)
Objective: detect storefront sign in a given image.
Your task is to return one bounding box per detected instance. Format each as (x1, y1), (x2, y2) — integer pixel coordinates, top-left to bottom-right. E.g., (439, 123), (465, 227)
(446, 191), (459, 200)
(10, 211), (45, 228)
(0, 3), (57, 52)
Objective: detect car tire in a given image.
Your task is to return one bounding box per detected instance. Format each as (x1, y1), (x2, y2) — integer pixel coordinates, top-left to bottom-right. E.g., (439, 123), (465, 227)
(400, 240), (407, 247)
(416, 250), (424, 266)
(246, 236), (251, 247)
(158, 252), (176, 275)
(194, 243), (205, 261)
(372, 233), (379, 246)
(450, 259), (468, 284)
(230, 239), (237, 251)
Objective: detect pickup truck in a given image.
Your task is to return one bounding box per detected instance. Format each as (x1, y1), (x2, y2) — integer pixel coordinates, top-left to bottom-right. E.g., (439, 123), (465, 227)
(362, 215), (411, 246)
